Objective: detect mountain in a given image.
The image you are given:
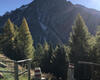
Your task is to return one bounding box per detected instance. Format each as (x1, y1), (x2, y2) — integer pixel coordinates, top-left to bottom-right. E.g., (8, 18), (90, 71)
(0, 0), (100, 45)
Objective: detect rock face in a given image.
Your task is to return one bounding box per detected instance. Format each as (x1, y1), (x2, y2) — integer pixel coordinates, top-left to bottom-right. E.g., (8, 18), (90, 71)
(0, 0), (100, 45)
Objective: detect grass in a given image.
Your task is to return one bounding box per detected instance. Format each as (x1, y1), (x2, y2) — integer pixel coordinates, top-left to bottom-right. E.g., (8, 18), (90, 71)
(0, 54), (30, 80)
(0, 67), (28, 80)
(0, 67), (14, 80)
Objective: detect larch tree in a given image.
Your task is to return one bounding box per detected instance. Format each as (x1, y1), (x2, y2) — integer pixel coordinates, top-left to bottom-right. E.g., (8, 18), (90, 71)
(3, 19), (15, 39)
(2, 19), (16, 59)
(18, 18), (35, 59)
(69, 14), (91, 63)
(93, 29), (100, 63)
(69, 14), (91, 80)
(90, 26), (100, 80)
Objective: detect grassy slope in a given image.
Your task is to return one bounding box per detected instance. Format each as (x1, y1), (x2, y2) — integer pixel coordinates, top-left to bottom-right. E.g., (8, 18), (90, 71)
(0, 67), (28, 80)
(0, 54), (30, 80)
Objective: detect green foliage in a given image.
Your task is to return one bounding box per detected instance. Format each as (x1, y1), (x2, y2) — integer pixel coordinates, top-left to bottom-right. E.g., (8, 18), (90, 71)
(3, 19), (15, 39)
(0, 18), (35, 60)
(18, 18), (35, 59)
(69, 14), (91, 63)
(43, 40), (49, 52)
(92, 30), (100, 63)
(33, 43), (44, 67)
(88, 35), (96, 62)
(41, 44), (54, 73)
(41, 44), (69, 80)
(1, 19), (16, 59)
(1, 14), (100, 80)
(52, 45), (69, 80)
(90, 29), (100, 80)
(69, 14), (92, 80)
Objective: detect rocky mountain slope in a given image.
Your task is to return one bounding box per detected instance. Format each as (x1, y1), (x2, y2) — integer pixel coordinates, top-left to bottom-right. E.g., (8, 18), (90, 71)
(0, 0), (100, 45)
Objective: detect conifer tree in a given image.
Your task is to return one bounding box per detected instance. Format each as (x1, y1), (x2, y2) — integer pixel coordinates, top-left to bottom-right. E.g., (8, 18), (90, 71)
(2, 19), (16, 58)
(90, 27), (100, 80)
(69, 14), (91, 80)
(41, 44), (54, 73)
(18, 18), (35, 59)
(43, 40), (49, 52)
(88, 35), (96, 62)
(34, 43), (44, 67)
(69, 14), (91, 63)
(52, 45), (69, 80)
(3, 19), (15, 39)
(93, 30), (100, 63)
(0, 34), (3, 50)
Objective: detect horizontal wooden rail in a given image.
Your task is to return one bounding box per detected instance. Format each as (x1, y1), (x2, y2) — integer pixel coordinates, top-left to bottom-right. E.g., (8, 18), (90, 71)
(17, 59), (31, 63)
(18, 70), (28, 76)
(0, 70), (14, 73)
(78, 61), (100, 66)
(0, 58), (32, 80)
(0, 60), (14, 63)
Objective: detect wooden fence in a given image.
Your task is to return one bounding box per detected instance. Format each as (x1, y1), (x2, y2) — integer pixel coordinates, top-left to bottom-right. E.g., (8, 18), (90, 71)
(0, 58), (32, 80)
(78, 61), (100, 80)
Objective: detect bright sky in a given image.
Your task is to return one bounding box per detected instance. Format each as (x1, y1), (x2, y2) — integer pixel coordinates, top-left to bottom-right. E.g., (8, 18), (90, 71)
(69, 0), (100, 11)
(0, 0), (100, 16)
(0, 0), (33, 16)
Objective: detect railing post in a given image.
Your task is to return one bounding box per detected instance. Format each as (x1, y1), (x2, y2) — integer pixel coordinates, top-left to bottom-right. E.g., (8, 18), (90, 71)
(91, 65), (94, 80)
(14, 61), (19, 80)
(67, 63), (75, 80)
(28, 61), (31, 80)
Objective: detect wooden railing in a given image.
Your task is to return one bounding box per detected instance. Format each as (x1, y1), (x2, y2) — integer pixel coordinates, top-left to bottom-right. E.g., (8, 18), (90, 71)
(78, 61), (100, 80)
(15, 59), (31, 80)
(78, 61), (100, 66)
(0, 59), (32, 80)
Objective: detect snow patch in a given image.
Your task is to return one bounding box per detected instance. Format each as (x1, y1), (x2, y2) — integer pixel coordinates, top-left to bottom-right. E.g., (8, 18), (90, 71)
(20, 5), (28, 10)
(38, 16), (41, 20)
(39, 22), (47, 31)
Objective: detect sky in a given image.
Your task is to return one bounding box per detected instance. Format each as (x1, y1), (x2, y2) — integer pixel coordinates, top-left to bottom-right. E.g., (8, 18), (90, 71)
(0, 0), (100, 16)
(69, 0), (100, 11)
(0, 0), (33, 16)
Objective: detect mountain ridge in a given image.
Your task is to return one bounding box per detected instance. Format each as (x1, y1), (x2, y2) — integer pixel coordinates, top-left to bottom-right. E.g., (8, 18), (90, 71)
(0, 0), (100, 45)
